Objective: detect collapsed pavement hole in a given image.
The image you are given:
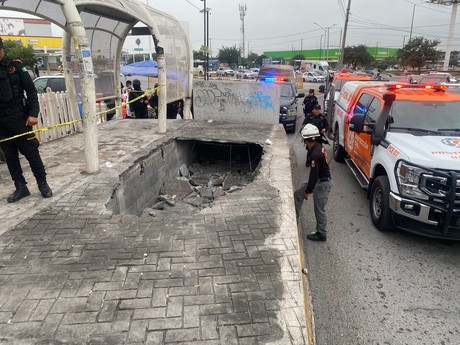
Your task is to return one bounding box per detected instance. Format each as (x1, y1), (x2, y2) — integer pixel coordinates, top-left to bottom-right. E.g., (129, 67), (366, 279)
(108, 139), (263, 216)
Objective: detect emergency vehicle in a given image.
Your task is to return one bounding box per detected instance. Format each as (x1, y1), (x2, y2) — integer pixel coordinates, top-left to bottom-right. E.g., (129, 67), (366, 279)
(332, 81), (460, 239)
(323, 71), (372, 132)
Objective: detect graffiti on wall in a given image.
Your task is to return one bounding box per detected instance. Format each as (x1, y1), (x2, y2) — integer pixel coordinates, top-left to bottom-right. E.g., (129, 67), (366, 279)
(194, 81), (274, 113)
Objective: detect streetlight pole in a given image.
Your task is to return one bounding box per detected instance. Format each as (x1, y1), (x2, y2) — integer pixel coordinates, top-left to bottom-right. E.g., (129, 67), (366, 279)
(314, 22), (336, 62)
(314, 22), (327, 60)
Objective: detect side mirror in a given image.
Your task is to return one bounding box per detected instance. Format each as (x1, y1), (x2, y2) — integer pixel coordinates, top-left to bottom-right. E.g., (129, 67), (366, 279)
(349, 114), (366, 133)
(296, 93), (305, 98)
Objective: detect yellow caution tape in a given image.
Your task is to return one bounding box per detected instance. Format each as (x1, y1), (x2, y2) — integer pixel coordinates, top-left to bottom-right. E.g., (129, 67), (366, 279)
(0, 86), (160, 144)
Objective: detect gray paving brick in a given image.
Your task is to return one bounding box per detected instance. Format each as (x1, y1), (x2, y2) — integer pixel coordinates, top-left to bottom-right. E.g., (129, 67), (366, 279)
(12, 299), (38, 322)
(86, 291), (106, 312)
(166, 296), (183, 317)
(219, 312), (252, 325)
(93, 281), (124, 291)
(0, 311), (12, 323)
(50, 297), (87, 313)
(98, 300), (119, 322)
(62, 311), (98, 324)
(151, 287), (168, 307)
(128, 319), (148, 343)
(148, 317), (182, 331)
(201, 315), (219, 340)
(236, 322), (272, 337)
(183, 305), (200, 328)
(165, 327), (200, 343)
(146, 331), (165, 344)
(111, 309), (132, 332)
(219, 325), (239, 345)
(40, 313), (63, 336)
(119, 298), (152, 309)
(133, 307), (166, 319)
(184, 294), (214, 306)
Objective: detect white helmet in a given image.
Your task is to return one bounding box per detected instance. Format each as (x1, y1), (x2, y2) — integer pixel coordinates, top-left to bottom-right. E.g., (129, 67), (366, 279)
(301, 124), (320, 139)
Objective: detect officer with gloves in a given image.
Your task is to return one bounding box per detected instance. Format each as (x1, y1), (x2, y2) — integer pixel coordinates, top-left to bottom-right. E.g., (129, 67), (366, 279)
(0, 38), (52, 203)
(294, 124), (332, 241)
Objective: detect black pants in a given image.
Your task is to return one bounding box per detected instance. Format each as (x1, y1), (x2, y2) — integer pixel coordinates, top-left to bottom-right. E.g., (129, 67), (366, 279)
(0, 109), (47, 185)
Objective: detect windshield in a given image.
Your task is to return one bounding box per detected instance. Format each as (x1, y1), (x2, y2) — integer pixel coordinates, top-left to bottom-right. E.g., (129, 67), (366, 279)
(280, 83), (295, 98)
(389, 100), (460, 132)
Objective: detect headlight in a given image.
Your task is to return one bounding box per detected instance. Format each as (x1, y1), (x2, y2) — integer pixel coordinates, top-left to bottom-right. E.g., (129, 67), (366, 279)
(288, 108), (297, 116)
(395, 161), (429, 200)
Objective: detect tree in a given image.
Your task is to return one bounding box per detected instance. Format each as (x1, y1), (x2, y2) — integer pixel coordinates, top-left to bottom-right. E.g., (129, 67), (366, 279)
(343, 45), (374, 69)
(396, 37), (440, 72)
(217, 45), (241, 67)
(193, 50), (205, 60)
(254, 54), (267, 67)
(3, 39), (35, 68)
(291, 54), (305, 61)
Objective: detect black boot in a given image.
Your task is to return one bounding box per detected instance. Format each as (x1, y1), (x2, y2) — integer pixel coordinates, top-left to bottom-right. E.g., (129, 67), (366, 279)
(38, 181), (53, 198)
(7, 182), (30, 203)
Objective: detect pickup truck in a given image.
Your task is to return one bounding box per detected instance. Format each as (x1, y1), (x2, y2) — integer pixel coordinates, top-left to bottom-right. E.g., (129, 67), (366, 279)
(332, 81), (460, 239)
(216, 67), (234, 77)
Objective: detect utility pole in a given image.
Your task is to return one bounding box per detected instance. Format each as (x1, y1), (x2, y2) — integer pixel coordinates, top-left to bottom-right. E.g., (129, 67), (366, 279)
(301, 38), (303, 57)
(200, 0), (208, 80)
(427, 0), (460, 71)
(338, 0), (351, 70)
(239, 4), (247, 58)
(409, 4), (416, 41)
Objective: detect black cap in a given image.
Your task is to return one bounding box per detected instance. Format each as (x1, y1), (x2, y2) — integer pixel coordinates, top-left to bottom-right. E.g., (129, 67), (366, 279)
(309, 89), (315, 93)
(0, 38), (4, 50)
(313, 104), (321, 110)
(132, 79), (141, 87)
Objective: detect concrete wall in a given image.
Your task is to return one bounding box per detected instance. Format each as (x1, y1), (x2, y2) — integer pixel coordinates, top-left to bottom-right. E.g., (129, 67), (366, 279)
(109, 140), (195, 215)
(192, 80), (280, 124)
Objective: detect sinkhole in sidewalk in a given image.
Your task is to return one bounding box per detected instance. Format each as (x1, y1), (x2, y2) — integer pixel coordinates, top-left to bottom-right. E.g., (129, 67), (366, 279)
(107, 139), (264, 216)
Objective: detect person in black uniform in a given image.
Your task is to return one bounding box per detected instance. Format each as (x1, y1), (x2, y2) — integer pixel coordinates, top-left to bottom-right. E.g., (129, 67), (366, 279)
(301, 104), (329, 144)
(128, 79), (149, 119)
(302, 89), (318, 116)
(294, 124), (332, 241)
(0, 38), (52, 203)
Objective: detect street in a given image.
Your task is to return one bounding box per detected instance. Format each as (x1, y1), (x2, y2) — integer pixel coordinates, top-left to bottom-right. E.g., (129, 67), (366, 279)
(290, 83), (460, 345)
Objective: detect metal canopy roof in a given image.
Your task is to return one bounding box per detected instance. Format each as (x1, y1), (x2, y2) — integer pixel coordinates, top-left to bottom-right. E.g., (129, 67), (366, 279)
(1, 0), (192, 103)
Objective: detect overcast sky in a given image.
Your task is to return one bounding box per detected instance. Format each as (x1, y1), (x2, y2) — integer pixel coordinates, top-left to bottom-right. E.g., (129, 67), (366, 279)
(1, 0), (459, 56)
(147, 0), (460, 55)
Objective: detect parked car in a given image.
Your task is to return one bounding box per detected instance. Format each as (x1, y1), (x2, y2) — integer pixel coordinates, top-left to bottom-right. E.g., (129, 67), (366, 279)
(302, 71), (325, 83)
(389, 75), (416, 84)
(250, 68), (260, 74)
(216, 67), (234, 77)
(236, 69), (257, 79)
(419, 73), (456, 84)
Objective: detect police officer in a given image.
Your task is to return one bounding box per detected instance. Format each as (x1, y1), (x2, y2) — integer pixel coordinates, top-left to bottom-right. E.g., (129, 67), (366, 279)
(0, 38), (52, 203)
(294, 124), (332, 241)
(128, 79), (149, 119)
(301, 104), (329, 144)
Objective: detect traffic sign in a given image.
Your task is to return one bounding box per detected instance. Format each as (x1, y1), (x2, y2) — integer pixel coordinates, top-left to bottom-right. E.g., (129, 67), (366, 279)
(134, 48), (143, 51)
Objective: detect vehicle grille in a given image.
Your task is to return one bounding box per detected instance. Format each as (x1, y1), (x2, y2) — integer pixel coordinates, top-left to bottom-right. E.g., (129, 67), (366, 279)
(420, 171), (460, 211)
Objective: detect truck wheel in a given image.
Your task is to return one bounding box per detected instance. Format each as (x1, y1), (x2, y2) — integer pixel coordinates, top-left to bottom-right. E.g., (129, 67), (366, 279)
(313, 78), (317, 82)
(333, 130), (345, 162)
(370, 176), (394, 232)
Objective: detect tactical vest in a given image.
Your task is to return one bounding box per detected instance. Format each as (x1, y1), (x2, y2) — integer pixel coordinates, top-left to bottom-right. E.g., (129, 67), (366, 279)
(0, 61), (13, 103)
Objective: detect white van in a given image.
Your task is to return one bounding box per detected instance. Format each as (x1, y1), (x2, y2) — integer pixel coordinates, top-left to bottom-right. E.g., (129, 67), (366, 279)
(300, 60), (329, 74)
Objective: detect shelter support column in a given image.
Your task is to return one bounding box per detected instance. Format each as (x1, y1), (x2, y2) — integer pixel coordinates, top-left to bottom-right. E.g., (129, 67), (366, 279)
(62, 0), (99, 173)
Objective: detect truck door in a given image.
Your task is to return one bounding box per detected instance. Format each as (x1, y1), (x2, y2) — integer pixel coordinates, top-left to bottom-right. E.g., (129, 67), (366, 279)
(345, 93), (381, 177)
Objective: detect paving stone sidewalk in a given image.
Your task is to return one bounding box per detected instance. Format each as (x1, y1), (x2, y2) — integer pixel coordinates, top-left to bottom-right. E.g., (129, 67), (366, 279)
(0, 120), (307, 344)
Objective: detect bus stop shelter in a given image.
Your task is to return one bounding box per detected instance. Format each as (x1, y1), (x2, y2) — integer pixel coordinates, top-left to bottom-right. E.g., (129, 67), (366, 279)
(1, 0), (193, 173)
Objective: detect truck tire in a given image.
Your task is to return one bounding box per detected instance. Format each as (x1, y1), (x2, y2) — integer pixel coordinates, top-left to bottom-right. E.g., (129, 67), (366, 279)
(370, 176), (394, 232)
(333, 130), (346, 162)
